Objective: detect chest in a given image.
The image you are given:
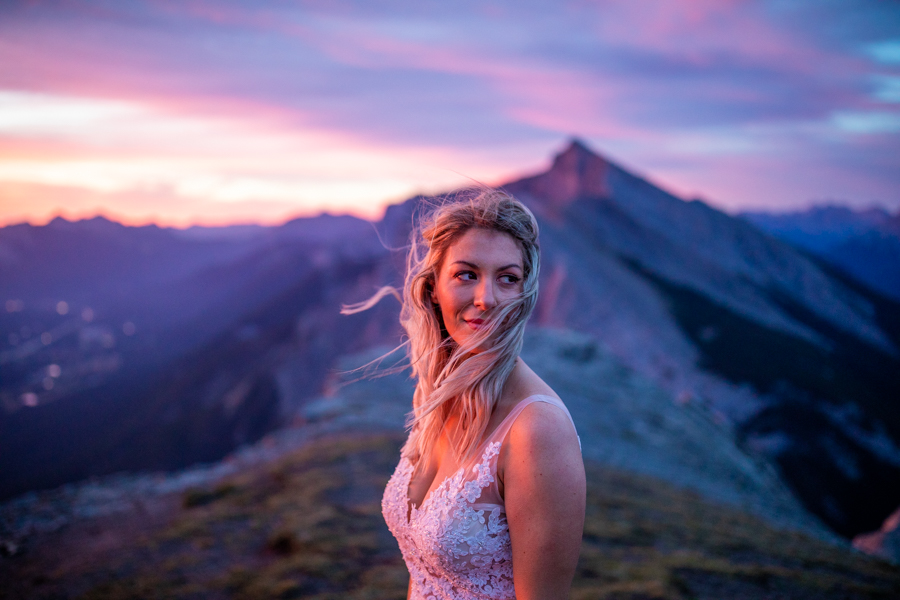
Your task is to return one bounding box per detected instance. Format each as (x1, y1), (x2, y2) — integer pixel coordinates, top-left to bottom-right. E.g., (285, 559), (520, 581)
(381, 443), (515, 598)
(406, 409), (514, 511)
(383, 443), (507, 541)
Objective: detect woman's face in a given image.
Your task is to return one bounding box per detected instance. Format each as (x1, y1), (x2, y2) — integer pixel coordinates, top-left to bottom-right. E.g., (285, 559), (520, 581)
(432, 227), (525, 352)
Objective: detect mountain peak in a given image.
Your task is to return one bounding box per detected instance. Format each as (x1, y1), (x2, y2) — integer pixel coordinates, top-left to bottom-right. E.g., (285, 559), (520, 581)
(504, 138), (613, 212)
(559, 137), (598, 157)
(40, 215), (134, 237)
(552, 137), (610, 171)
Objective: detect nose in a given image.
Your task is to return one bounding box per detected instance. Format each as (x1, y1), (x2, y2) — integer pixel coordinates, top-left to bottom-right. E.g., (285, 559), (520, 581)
(474, 279), (497, 311)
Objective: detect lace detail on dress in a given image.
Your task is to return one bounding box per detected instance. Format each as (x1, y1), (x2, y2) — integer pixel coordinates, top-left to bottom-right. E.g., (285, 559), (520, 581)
(382, 395), (579, 600)
(382, 442), (515, 600)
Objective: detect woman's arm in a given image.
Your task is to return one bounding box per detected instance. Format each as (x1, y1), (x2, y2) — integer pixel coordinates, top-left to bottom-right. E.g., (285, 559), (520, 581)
(503, 401), (586, 599)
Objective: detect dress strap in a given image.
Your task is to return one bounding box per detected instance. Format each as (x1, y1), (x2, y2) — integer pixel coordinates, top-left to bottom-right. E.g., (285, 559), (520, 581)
(482, 394), (578, 449)
(466, 394), (579, 507)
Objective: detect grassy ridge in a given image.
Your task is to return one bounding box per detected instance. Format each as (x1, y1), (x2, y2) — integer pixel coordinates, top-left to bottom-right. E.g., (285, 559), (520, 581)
(3, 433), (898, 600)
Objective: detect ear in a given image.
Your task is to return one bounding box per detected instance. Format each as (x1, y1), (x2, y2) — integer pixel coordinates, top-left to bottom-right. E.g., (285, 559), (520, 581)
(426, 278), (438, 305)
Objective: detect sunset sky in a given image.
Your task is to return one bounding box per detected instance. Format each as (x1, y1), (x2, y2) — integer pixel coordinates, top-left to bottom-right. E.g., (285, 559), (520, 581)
(1, 0), (898, 227)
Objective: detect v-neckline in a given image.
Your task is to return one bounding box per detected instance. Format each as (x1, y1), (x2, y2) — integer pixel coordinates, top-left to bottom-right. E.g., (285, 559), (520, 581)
(404, 457), (464, 524)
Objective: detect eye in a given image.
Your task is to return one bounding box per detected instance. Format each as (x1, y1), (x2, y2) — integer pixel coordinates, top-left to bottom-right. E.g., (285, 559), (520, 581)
(454, 270), (476, 281)
(499, 274), (521, 285)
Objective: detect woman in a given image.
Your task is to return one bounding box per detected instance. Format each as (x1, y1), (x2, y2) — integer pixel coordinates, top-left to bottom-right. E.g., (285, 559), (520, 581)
(348, 189), (585, 599)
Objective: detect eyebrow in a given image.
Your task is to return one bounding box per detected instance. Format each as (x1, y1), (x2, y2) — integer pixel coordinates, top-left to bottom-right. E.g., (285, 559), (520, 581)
(451, 260), (523, 271)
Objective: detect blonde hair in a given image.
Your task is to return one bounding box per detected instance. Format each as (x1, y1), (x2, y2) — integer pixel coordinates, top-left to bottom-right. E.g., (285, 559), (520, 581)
(344, 188), (540, 464)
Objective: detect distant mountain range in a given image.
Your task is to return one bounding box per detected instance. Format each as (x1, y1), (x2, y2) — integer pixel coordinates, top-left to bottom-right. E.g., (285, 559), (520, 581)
(741, 205), (900, 302)
(1, 140), (898, 542)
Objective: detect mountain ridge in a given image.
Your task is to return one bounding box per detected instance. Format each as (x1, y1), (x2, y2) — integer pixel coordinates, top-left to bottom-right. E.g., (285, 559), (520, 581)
(742, 204), (900, 302)
(2, 140), (899, 541)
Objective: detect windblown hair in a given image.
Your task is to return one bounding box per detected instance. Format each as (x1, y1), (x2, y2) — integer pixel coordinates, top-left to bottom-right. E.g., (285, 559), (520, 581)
(344, 188), (540, 465)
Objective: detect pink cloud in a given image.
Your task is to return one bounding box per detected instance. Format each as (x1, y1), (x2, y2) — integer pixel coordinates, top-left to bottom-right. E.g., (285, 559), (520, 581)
(0, 0), (896, 226)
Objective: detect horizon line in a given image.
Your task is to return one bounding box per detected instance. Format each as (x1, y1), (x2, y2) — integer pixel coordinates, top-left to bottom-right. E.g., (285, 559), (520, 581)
(3, 197), (897, 231)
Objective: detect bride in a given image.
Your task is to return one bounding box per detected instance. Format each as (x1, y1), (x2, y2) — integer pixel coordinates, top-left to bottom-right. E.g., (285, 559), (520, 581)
(348, 189), (584, 599)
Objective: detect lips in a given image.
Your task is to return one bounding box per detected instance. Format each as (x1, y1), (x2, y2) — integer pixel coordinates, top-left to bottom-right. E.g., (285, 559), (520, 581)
(466, 318), (485, 330)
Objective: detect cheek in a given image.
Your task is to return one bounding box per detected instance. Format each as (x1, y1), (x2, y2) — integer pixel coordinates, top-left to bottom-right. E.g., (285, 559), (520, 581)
(437, 289), (460, 317)
(440, 304), (455, 328)
(433, 283), (466, 326)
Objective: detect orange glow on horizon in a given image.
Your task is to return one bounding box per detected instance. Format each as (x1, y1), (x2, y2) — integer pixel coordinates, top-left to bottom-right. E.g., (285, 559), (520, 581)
(0, 179), (466, 229)
(0, 90), (527, 228)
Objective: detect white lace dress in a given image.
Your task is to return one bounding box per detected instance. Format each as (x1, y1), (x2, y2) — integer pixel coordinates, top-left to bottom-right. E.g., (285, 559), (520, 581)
(381, 395), (577, 600)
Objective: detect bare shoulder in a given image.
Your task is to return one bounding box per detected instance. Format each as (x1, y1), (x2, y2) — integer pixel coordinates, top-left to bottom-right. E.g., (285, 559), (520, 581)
(499, 358), (578, 454)
(499, 397), (583, 498)
(508, 400), (579, 455)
